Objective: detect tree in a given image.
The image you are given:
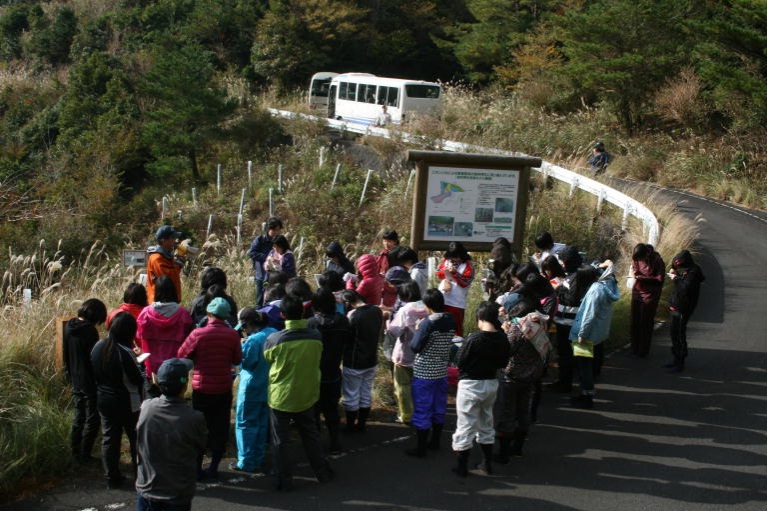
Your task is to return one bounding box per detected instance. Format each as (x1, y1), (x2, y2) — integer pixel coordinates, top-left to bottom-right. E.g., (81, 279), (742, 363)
(25, 5), (78, 66)
(140, 36), (237, 182)
(442, 0), (550, 83)
(550, 0), (693, 132)
(251, 0), (368, 87)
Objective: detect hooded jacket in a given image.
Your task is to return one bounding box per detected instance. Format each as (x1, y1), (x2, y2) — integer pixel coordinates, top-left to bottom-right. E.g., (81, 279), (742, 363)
(347, 253), (384, 306)
(63, 317), (100, 393)
(136, 302), (194, 377)
(631, 246), (665, 303)
(569, 264), (620, 344)
(668, 250), (705, 315)
(106, 303), (146, 329)
(345, 304), (383, 370)
(387, 300), (429, 367)
(308, 311), (352, 382)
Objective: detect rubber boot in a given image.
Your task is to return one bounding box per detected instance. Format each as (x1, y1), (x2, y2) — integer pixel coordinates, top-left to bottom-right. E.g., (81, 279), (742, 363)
(345, 410), (358, 433)
(427, 423), (443, 450)
(452, 450), (470, 477)
(510, 429), (527, 457)
(478, 443), (494, 475)
(357, 407), (371, 433)
(205, 449), (223, 479)
(493, 437), (511, 465)
(405, 429), (429, 457)
(328, 423), (342, 455)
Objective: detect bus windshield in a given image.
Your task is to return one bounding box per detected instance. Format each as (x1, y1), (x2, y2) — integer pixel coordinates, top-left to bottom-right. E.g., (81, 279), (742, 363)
(405, 84), (440, 99)
(311, 78), (333, 96)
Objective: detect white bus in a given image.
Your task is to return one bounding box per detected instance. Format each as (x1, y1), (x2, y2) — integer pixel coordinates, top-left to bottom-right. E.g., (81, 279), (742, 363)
(308, 72), (340, 111)
(317, 73), (442, 125)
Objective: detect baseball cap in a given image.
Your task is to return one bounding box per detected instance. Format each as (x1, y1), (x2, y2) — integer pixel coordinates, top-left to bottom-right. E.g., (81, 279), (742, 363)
(234, 306), (259, 331)
(156, 225), (182, 241)
(206, 297), (231, 318)
(156, 358), (193, 386)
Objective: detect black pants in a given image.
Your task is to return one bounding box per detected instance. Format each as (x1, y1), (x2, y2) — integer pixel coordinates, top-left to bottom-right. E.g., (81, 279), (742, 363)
(495, 381), (533, 437)
(71, 390), (99, 458)
(315, 380), (342, 430)
(98, 397), (138, 482)
(270, 406), (331, 486)
(192, 390), (232, 456)
(630, 297), (660, 356)
(554, 324), (574, 385)
(669, 309), (690, 363)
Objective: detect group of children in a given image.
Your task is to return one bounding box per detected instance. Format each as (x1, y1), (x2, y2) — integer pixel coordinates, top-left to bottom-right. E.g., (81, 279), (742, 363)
(62, 219), (705, 503)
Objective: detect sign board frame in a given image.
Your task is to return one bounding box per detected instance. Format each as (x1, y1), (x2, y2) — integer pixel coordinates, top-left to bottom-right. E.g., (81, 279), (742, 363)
(406, 150), (540, 258)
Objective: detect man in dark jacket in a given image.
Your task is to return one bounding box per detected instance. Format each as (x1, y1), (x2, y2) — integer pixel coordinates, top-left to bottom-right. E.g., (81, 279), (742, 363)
(63, 298), (107, 463)
(665, 250), (705, 372)
(248, 216), (283, 307)
(136, 358), (207, 510)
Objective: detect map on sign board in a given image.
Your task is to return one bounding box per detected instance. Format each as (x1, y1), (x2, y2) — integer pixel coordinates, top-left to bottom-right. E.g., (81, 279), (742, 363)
(424, 166), (520, 244)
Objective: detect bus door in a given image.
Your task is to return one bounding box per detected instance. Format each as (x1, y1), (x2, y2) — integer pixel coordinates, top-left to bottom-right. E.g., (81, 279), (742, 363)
(328, 85), (337, 118)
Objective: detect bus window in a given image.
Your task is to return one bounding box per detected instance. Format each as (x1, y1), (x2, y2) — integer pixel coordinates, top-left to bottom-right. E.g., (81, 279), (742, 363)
(377, 87), (387, 105)
(339, 82), (348, 100)
(405, 84), (440, 99)
(359, 84), (376, 103)
(387, 87), (399, 107)
(347, 82), (357, 101)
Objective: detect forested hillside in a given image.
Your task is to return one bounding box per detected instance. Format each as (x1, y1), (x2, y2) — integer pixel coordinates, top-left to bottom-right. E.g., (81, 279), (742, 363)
(0, 0), (765, 256)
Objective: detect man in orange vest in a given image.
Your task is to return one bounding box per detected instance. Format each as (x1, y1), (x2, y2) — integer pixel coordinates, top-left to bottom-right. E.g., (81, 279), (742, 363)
(146, 225), (184, 303)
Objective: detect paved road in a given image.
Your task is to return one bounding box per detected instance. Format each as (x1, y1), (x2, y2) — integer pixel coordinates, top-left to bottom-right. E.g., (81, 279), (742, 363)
(4, 184), (765, 511)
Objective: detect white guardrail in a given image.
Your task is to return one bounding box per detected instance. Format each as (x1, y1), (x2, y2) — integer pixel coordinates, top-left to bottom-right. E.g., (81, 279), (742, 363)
(268, 108), (660, 247)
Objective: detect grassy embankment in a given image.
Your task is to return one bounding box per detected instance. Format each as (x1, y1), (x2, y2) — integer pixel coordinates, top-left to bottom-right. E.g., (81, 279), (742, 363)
(0, 86), (699, 501)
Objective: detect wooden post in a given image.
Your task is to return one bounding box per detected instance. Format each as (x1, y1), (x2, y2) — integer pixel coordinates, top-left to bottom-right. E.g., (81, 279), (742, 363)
(55, 315), (74, 371)
(247, 160), (253, 190)
(359, 169), (374, 207)
(217, 164), (222, 196)
(278, 164), (284, 193)
(331, 163), (341, 190)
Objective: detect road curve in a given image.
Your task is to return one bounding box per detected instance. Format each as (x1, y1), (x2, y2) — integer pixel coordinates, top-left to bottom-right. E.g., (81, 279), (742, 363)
(3, 183), (765, 511)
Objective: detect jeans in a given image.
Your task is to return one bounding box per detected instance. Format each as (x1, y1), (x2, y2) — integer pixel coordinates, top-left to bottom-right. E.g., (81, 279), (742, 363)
(71, 390), (99, 458)
(98, 397), (138, 482)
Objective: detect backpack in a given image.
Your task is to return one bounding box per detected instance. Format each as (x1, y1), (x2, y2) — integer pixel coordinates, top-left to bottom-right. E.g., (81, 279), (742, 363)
(514, 311), (552, 363)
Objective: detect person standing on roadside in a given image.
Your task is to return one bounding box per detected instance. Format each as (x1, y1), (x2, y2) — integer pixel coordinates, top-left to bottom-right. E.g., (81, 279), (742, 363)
(177, 297), (242, 480)
(146, 225), (185, 304)
(263, 295), (334, 491)
(136, 358), (207, 511)
(451, 301), (509, 477)
(231, 308), (276, 473)
(91, 312), (144, 489)
(664, 250), (705, 373)
(629, 243), (665, 358)
(588, 141), (611, 175)
(248, 216), (284, 307)
(64, 298), (108, 464)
